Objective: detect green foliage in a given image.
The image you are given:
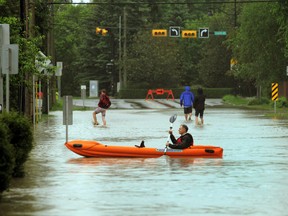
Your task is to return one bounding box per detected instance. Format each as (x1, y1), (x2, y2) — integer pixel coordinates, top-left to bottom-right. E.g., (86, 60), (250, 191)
(126, 31), (181, 88)
(271, 96), (288, 108)
(118, 89), (148, 99)
(203, 88), (234, 98)
(0, 112), (33, 177)
(0, 123), (14, 193)
(222, 95), (249, 105)
(247, 97), (270, 106)
(0, 17), (45, 111)
(229, 3), (287, 93)
(197, 10), (235, 88)
(51, 99), (63, 111)
(276, 1), (288, 58)
(2, 0), (287, 101)
(54, 4), (91, 95)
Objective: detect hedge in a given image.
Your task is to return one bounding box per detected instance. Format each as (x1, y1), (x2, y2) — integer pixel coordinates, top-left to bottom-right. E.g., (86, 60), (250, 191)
(117, 87), (234, 99)
(0, 123), (14, 193)
(0, 112), (33, 178)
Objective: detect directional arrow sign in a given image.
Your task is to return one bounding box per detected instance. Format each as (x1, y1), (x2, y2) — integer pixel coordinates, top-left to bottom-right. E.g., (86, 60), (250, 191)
(199, 28), (209, 38)
(169, 26), (181, 37)
(35, 51), (51, 73)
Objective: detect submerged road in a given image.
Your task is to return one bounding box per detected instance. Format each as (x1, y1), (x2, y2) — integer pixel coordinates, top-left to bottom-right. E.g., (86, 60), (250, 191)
(0, 101), (288, 216)
(73, 98), (224, 109)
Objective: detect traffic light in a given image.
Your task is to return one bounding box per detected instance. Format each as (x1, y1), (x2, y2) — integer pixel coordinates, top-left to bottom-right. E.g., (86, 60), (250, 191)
(101, 29), (108, 36)
(96, 27), (108, 36)
(152, 29), (167, 37)
(182, 30), (197, 38)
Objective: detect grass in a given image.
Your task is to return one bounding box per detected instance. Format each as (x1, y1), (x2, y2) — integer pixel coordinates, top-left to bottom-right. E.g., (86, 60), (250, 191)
(222, 95), (251, 106)
(222, 95), (288, 119)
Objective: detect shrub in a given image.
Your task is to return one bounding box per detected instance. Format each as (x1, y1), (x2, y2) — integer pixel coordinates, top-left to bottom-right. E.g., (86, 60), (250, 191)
(118, 88), (233, 99)
(248, 97), (270, 105)
(273, 97), (288, 108)
(0, 112), (33, 177)
(0, 123), (14, 193)
(222, 95), (249, 105)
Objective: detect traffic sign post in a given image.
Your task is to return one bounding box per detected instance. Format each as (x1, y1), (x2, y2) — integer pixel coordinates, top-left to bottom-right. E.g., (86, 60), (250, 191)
(56, 62), (63, 100)
(272, 82), (278, 113)
(81, 85), (86, 108)
(169, 26), (180, 37)
(199, 28), (209, 38)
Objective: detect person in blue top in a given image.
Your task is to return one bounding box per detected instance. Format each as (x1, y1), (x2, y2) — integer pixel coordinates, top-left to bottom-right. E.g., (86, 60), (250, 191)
(180, 86), (194, 121)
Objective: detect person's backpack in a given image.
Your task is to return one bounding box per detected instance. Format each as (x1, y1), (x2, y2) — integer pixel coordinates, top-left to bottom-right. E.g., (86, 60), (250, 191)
(101, 95), (111, 109)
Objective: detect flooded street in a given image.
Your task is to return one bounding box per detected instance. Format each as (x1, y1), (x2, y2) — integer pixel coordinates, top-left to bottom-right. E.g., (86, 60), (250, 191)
(1, 101), (288, 216)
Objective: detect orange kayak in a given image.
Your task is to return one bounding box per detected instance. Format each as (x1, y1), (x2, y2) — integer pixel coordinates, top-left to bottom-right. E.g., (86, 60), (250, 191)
(65, 140), (223, 158)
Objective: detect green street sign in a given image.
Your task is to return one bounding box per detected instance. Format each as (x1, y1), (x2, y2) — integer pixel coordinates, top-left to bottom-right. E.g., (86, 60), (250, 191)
(214, 31), (227, 36)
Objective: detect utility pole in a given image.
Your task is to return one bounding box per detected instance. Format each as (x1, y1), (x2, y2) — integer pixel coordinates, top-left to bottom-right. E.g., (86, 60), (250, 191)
(123, 7), (127, 88)
(118, 15), (122, 90)
(234, 0), (237, 27)
(45, 0), (56, 114)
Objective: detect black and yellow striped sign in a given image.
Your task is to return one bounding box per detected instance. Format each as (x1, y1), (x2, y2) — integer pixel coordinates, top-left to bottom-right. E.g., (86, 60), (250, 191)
(271, 83), (278, 101)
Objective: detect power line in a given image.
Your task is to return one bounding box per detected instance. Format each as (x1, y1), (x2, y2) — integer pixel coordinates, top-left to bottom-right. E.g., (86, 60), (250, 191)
(48, 0), (279, 5)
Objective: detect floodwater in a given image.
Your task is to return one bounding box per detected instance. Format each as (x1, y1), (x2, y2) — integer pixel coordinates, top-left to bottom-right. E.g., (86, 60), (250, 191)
(1, 106), (288, 216)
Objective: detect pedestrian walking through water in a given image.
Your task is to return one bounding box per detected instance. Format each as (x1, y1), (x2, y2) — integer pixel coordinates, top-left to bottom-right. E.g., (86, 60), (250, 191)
(180, 86), (194, 121)
(92, 89), (111, 126)
(193, 87), (206, 125)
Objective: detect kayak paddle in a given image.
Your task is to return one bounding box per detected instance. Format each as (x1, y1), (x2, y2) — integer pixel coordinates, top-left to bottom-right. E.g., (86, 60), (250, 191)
(165, 114), (177, 151)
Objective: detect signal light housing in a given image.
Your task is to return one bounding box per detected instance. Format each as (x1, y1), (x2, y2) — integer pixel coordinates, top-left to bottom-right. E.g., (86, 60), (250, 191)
(152, 29), (167, 37)
(182, 30), (197, 38)
(96, 27), (108, 36)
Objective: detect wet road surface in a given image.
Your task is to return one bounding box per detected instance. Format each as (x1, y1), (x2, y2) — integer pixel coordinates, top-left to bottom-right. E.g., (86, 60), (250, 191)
(0, 100), (288, 216)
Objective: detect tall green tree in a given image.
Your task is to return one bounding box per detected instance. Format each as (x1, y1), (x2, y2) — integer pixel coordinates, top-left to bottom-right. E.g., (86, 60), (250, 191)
(54, 4), (90, 95)
(126, 31), (181, 88)
(197, 7), (236, 88)
(230, 2), (287, 97)
(277, 0), (288, 58)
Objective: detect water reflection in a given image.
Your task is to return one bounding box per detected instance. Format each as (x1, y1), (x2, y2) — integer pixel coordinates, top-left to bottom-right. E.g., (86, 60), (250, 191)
(0, 108), (288, 216)
(67, 157), (152, 167)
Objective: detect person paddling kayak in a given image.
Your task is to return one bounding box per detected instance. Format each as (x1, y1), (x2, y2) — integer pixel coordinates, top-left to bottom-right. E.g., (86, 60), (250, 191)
(166, 124), (194, 149)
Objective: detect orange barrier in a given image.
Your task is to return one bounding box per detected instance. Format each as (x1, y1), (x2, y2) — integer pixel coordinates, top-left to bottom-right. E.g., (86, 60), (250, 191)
(145, 88), (174, 100)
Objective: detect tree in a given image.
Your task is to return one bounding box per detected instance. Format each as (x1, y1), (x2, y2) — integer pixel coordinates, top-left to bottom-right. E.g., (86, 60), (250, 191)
(230, 2), (287, 97)
(53, 4), (90, 95)
(126, 31), (181, 88)
(197, 10), (235, 88)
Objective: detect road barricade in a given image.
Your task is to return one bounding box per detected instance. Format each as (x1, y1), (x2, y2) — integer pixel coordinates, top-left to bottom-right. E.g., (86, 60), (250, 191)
(145, 88), (174, 100)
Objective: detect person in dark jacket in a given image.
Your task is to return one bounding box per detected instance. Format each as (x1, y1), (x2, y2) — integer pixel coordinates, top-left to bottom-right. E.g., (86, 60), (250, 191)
(166, 124), (194, 149)
(193, 88), (206, 125)
(180, 86), (194, 121)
